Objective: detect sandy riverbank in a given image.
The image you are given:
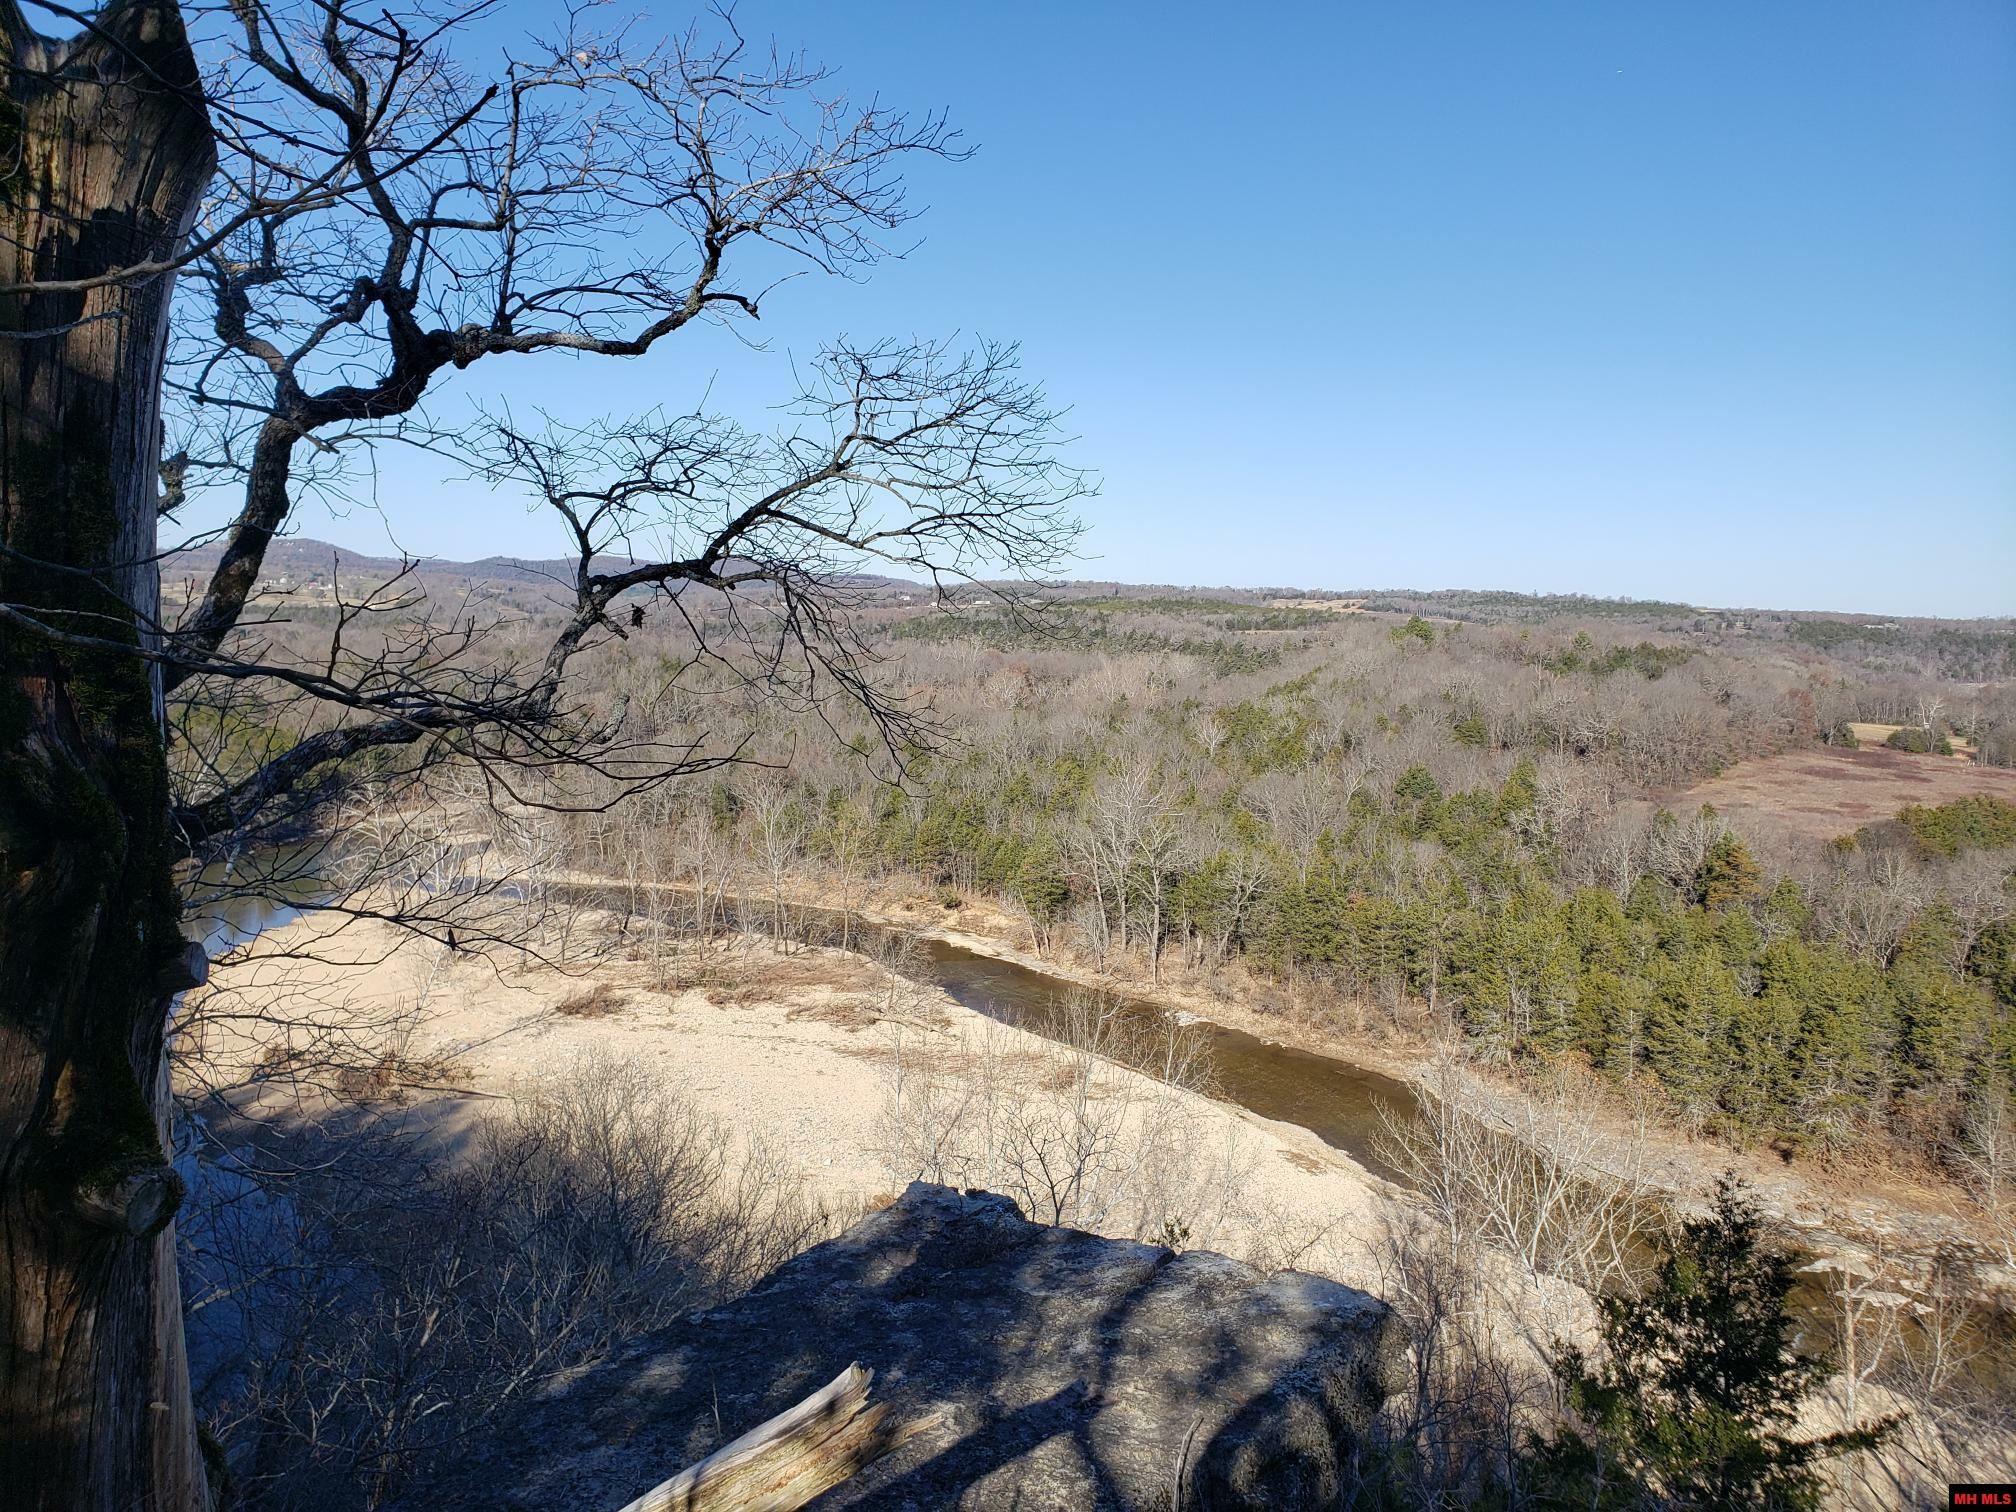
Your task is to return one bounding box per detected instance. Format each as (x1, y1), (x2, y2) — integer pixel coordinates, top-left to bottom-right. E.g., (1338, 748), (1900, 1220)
(557, 864), (2014, 1300)
(182, 903), (1424, 1295)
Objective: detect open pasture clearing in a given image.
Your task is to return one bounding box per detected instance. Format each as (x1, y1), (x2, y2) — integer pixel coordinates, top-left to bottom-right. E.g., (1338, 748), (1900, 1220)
(1673, 746), (2016, 845)
(1267, 597), (1366, 613)
(1847, 720), (1979, 758)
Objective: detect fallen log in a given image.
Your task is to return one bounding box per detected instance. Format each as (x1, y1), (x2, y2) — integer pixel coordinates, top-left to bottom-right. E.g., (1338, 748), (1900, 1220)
(616, 1363), (927, 1512)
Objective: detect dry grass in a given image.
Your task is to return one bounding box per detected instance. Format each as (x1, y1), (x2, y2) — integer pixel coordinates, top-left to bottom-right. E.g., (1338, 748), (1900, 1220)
(878, 1036), (1079, 1091)
(330, 1046), (471, 1100)
(553, 982), (628, 1018)
(644, 941), (886, 1001)
(784, 996), (949, 1033)
(700, 980), (773, 1007)
(1267, 597), (1366, 614)
(1847, 721), (1980, 760)
(238, 1021), (470, 1102)
(1673, 748), (2016, 846)
(784, 995), (883, 1029)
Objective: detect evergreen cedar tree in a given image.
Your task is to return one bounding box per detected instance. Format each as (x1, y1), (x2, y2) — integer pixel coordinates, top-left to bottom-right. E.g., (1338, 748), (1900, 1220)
(1533, 1175), (1897, 1510)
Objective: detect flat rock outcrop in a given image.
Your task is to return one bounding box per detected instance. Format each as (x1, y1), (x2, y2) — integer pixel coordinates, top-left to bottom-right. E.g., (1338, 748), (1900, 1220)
(436, 1182), (1404, 1510)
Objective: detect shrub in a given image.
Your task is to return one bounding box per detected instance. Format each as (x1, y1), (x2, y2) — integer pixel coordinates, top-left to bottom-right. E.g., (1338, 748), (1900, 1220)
(1884, 726), (1952, 756)
(1389, 614), (1436, 647)
(192, 1058), (829, 1509)
(1692, 834), (1761, 911)
(554, 982), (628, 1017)
(1450, 709), (1490, 748)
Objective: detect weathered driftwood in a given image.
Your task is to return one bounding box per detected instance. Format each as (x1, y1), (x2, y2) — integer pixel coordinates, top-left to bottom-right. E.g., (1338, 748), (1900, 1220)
(617, 1363), (925, 1512)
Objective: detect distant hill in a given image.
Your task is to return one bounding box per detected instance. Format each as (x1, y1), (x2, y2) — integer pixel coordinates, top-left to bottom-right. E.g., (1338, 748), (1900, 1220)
(167, 537), (630, 590)
(160, 539), (2011, 645)
(161, 538), (926, 598)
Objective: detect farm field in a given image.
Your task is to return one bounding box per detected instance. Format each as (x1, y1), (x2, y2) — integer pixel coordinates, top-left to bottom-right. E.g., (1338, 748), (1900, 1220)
(1846, 720), (1979, 758)
(1674, 745), (2016, 845)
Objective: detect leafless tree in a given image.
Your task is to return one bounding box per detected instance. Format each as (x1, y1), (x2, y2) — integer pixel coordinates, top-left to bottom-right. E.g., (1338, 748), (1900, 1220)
(1358, 1204), (1541, 1508)
(1377, 1052), (1658, 1301)
(1827, 1253), (1908, 1432)
(0, 2), (1084, 1502)
(744, 772), (805, 949)
(1246, 767), (1345, 884)
(1072, 759), (1178, 966)
(1954, 1089), (2016, 1267)
(1821, 850), (1930, 964)
(881, 991), (1238, 1243)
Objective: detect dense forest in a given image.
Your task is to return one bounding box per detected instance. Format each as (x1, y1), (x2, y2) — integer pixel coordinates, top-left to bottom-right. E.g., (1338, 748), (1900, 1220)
(843, 755), (2012, 1154)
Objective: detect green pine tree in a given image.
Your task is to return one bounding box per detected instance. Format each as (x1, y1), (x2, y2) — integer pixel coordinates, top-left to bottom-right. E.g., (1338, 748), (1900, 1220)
(1533, 1176), (1895, 1511)
(1643, 948), (1740, 1118)
(1692, 834), (1761, 911)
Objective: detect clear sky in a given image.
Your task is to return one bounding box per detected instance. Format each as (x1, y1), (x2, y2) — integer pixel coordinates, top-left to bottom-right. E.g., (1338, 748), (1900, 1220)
(220, 0), (2016, 617)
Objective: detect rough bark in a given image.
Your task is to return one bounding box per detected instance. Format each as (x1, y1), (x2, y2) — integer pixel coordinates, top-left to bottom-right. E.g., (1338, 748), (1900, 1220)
(0, 1), (214, 1507)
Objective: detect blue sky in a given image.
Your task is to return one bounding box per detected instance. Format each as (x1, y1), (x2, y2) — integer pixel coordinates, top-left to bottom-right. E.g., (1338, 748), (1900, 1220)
(224, 0), (2016, 616)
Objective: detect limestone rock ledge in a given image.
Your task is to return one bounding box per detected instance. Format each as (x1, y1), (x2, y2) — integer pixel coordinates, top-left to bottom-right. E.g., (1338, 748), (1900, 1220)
(435, 1182), (1405, 1510)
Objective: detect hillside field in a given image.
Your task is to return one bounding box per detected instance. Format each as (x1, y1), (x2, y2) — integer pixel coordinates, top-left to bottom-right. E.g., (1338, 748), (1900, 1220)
(1674, 746), (2016, 845)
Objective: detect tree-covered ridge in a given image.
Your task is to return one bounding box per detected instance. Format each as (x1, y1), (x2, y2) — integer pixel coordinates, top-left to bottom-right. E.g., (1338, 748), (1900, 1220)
(1784, 621), (2016, 682)
(890, 605), (1289, 676)
(1360, 590), (1702, 622)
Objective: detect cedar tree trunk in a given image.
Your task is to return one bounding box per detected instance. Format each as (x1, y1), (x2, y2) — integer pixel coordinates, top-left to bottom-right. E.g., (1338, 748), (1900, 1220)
(0, 0), (214, 1506)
